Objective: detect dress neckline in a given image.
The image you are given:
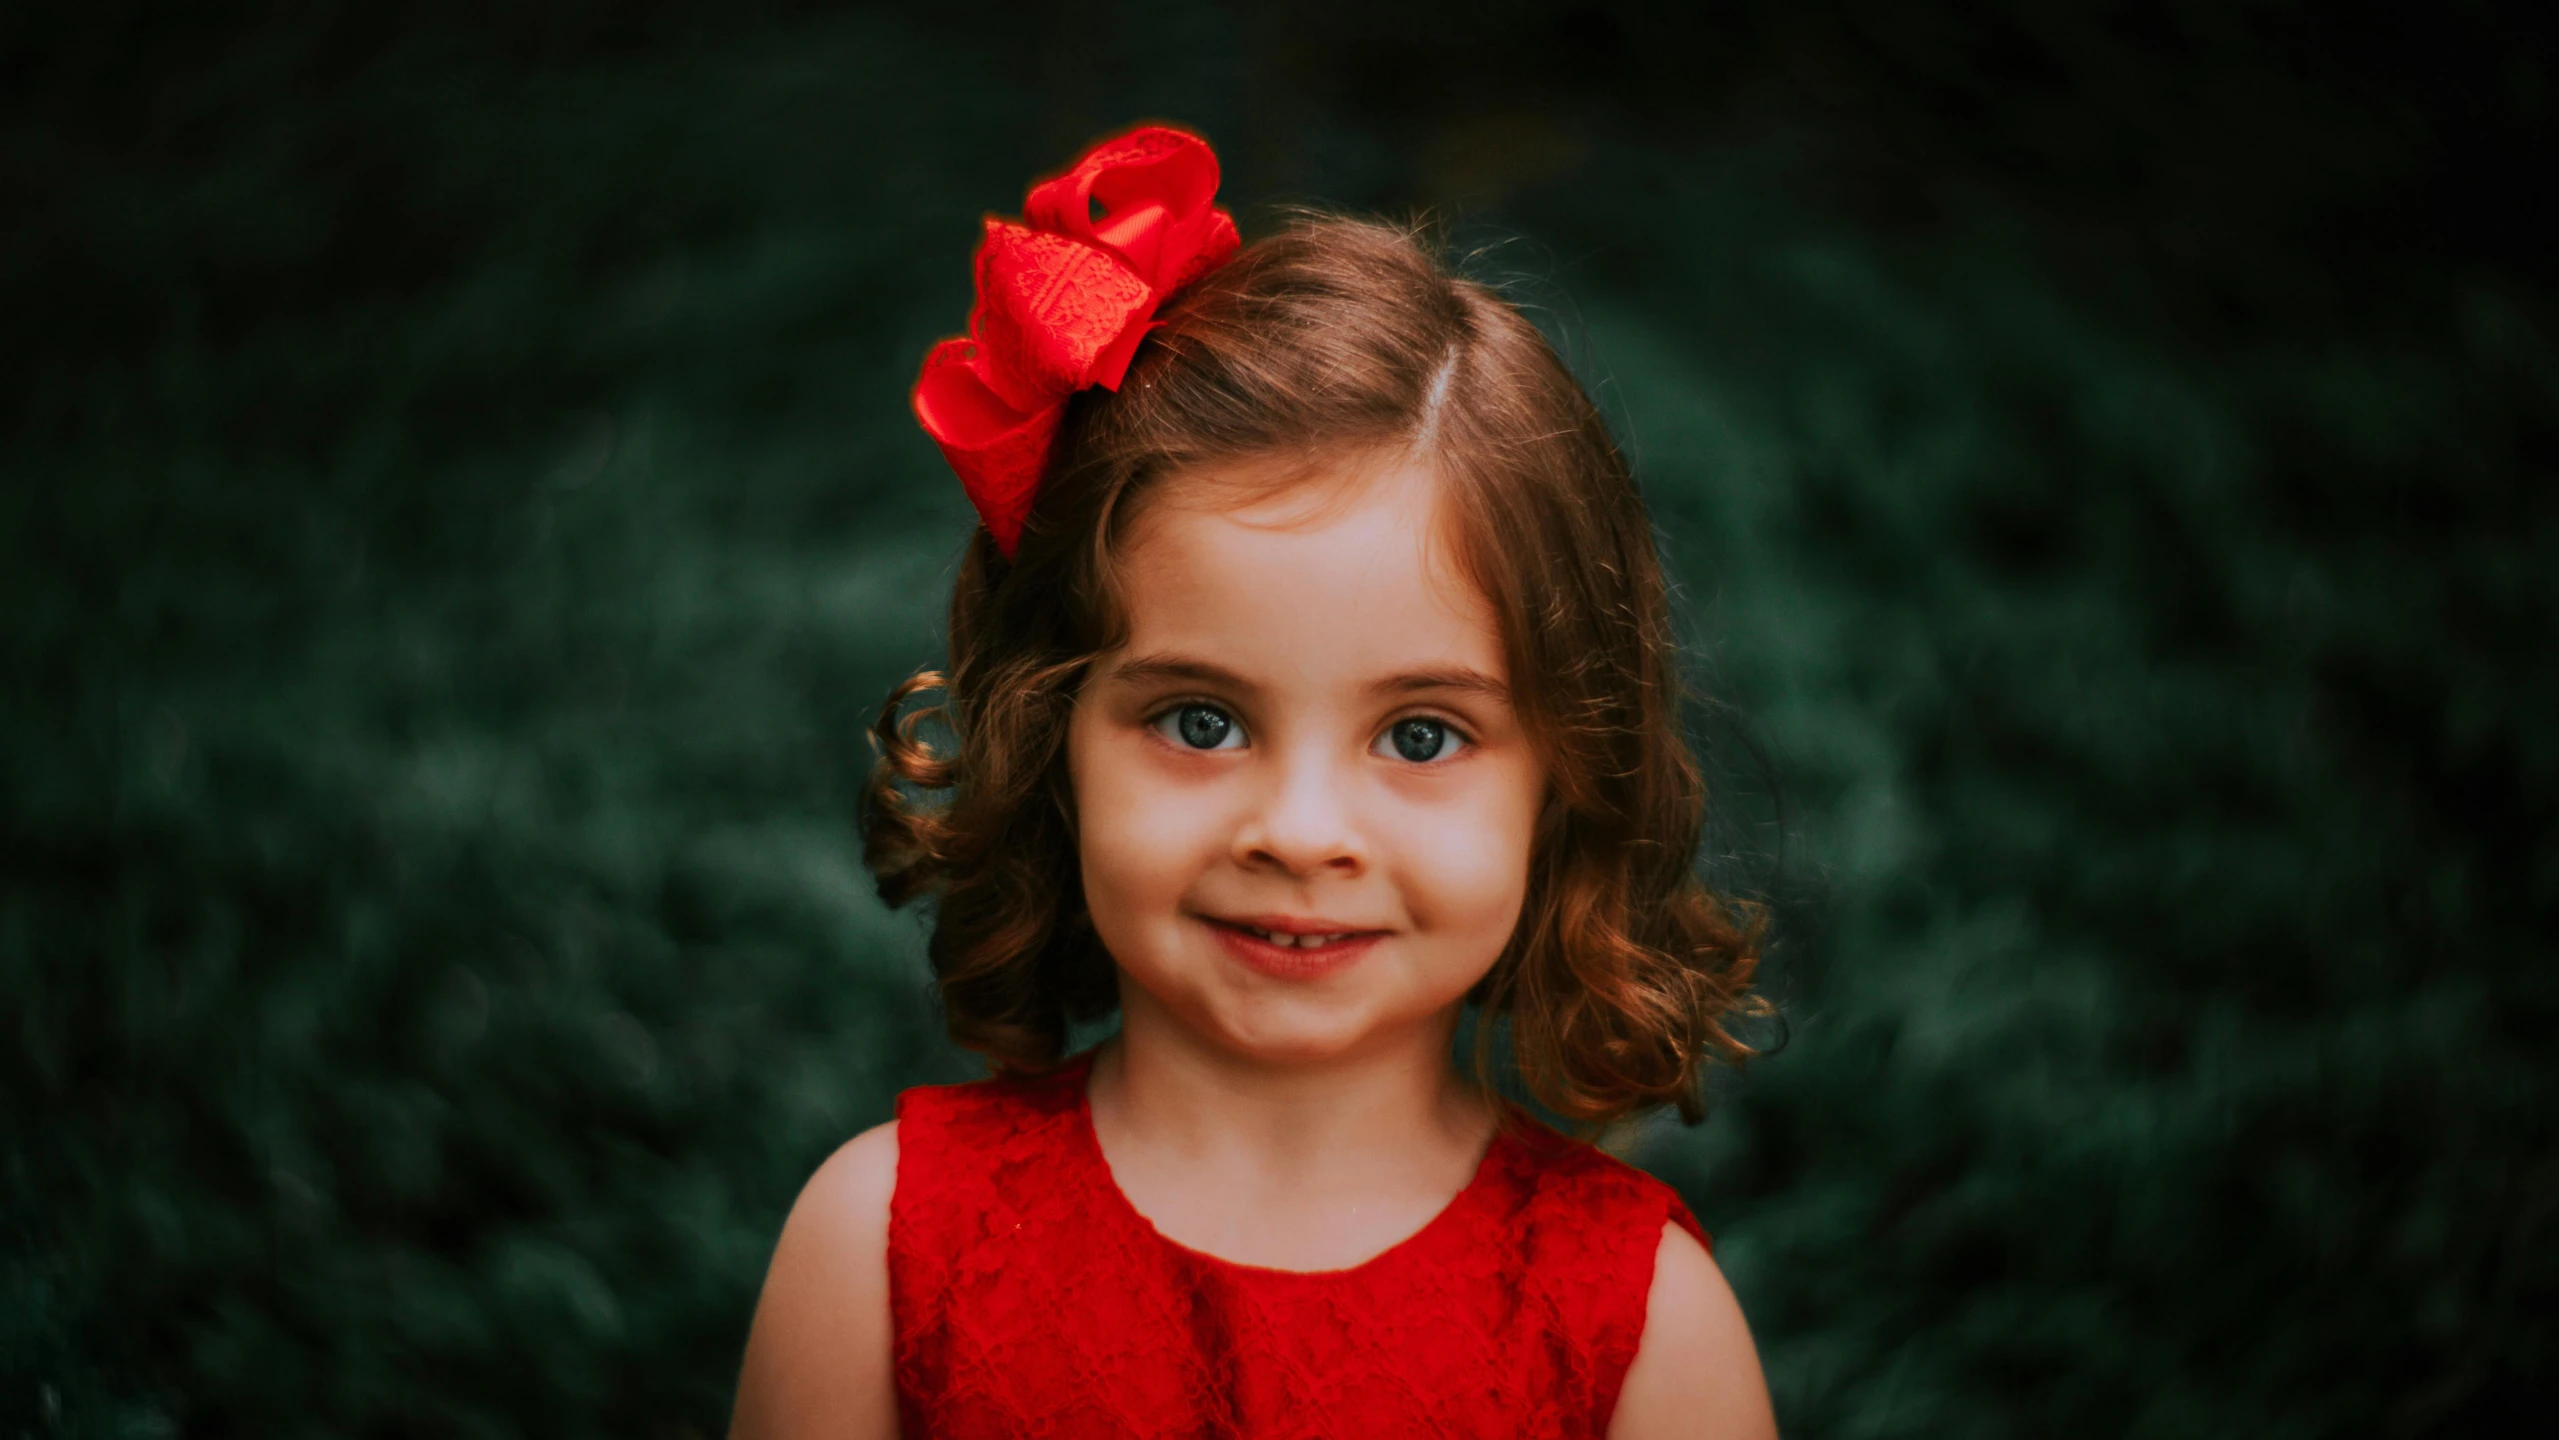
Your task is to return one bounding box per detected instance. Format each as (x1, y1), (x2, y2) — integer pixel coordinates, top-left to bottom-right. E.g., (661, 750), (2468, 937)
(1064, 1051), (1514, 1281)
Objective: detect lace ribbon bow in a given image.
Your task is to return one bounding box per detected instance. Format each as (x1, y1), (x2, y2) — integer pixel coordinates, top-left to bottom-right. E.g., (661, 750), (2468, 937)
(910, 126), (1241, 556)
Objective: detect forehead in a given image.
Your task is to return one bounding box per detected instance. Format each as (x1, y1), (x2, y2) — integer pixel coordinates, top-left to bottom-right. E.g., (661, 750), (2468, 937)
(1111, 457), (1503, 679)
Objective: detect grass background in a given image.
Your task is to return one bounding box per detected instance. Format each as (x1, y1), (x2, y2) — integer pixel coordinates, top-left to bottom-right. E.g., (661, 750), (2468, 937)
(6, 1), (2554, 1434)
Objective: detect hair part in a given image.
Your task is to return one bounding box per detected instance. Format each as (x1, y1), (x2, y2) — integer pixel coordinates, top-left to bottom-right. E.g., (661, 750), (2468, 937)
(866, 214), (1764, 1126)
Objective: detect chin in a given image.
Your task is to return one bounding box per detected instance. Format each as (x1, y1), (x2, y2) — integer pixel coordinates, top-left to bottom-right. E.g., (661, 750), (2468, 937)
(1109, 931), (1477, 1067)
(1194, 987), (1421, 1066)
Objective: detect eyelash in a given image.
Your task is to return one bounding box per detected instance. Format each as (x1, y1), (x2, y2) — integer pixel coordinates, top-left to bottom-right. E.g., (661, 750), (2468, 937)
(1143, 701), (1473, 764)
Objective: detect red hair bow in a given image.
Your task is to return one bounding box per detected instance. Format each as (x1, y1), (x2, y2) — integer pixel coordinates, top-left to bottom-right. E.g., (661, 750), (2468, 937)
(911, 126), (1241, 556)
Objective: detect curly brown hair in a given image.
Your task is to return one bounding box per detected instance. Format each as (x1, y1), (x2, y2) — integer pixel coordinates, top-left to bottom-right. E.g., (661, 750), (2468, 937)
(865, 215), (1763, 1125)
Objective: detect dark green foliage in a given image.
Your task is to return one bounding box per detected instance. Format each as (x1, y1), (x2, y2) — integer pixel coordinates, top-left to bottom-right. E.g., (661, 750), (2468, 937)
(6, 2), (2552, 1435)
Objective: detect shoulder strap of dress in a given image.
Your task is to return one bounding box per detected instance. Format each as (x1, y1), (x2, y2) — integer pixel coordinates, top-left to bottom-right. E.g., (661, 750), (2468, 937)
(886, 1059), (1094, 1433)
(891, 1058), (1091, 1257)
(1505, 1120), (1711, 1243)
(1501, 1125), (1712, 1435)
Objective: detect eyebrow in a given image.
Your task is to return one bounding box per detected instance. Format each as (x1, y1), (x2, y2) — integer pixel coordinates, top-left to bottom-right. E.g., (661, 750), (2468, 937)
(1103, 652), (1510, 705)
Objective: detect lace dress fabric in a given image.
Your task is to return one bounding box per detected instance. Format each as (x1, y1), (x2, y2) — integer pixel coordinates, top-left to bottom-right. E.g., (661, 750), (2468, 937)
(889, 1055), (1706, 1439)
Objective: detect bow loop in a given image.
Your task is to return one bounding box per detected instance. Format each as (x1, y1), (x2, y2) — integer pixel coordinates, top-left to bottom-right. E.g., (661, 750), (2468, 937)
(914, 125), (1239, 558)
(1024, 127), (1226, 295)
(912, 339), (1062, 558)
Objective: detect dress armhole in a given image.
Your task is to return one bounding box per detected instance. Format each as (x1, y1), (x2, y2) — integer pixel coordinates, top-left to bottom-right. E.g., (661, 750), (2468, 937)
(887, 1087), (927, 1251)
(1667, 1192), (1711, 1255)
(1582, 1174), (1715, 1437)
(887, 1087), (958, 1330)
(888, 1081), (973, 1235)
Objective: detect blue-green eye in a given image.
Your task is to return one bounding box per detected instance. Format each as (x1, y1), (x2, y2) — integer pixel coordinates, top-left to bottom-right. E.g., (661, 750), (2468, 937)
(1154, 703), (1244, 751)
(1378, 716), (1466, 763)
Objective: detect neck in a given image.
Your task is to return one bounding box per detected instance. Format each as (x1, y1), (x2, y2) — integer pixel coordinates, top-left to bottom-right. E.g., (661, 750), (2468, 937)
(1092, 988), (1489, 1174)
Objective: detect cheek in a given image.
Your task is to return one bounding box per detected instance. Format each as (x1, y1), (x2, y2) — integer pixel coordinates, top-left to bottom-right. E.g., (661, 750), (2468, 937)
(1389, 760), (1544, 942)
(1068, 717), (1215, 936)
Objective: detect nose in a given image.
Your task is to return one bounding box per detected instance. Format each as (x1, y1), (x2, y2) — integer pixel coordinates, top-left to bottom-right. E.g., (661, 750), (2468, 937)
(1232, 746), (1368, 878)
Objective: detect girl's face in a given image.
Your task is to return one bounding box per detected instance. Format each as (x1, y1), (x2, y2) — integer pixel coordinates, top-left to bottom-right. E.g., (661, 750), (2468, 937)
(1067, 458), (1546, 1066)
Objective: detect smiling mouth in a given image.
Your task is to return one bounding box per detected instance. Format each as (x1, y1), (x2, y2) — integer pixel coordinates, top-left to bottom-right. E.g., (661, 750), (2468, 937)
(1232, 924), (1367, 950)
(1202, 915), (1389, 973)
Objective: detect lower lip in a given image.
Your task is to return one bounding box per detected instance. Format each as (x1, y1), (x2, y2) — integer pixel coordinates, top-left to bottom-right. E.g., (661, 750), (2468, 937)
(1205, 919), (1385, 980)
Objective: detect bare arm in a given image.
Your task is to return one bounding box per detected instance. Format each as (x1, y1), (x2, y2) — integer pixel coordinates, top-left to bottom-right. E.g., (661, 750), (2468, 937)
(1607, 1222), (1779, 1440)
(730, 1121), (901, 1440)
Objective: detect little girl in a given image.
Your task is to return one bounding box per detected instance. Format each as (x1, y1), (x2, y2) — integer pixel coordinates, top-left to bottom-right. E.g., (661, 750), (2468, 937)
(731, 126), (1776, 1440)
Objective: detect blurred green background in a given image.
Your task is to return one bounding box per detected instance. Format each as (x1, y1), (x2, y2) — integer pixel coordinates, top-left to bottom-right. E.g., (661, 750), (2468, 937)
(6, 2), (2554, 1435)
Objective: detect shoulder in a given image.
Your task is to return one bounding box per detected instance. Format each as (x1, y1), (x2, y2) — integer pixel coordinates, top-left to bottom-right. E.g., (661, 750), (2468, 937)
(761, 1119), (902, 1302)
(772, 1119), (904, 1276)
(1606, 1221), (1777, 1440)
(821, 1116), (903, 1198)
(728, 1122), (900, 1440)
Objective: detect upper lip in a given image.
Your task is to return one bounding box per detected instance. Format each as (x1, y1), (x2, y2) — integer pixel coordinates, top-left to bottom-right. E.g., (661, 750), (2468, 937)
(1210, 913), (1389, 936)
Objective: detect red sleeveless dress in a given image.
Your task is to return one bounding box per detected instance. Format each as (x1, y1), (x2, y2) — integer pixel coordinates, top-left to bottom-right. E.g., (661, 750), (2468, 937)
(889, 1055), (1706, 1439)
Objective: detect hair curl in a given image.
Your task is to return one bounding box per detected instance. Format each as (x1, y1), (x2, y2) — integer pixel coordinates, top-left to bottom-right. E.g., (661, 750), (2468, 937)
(865, 215), (1763, 1124)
